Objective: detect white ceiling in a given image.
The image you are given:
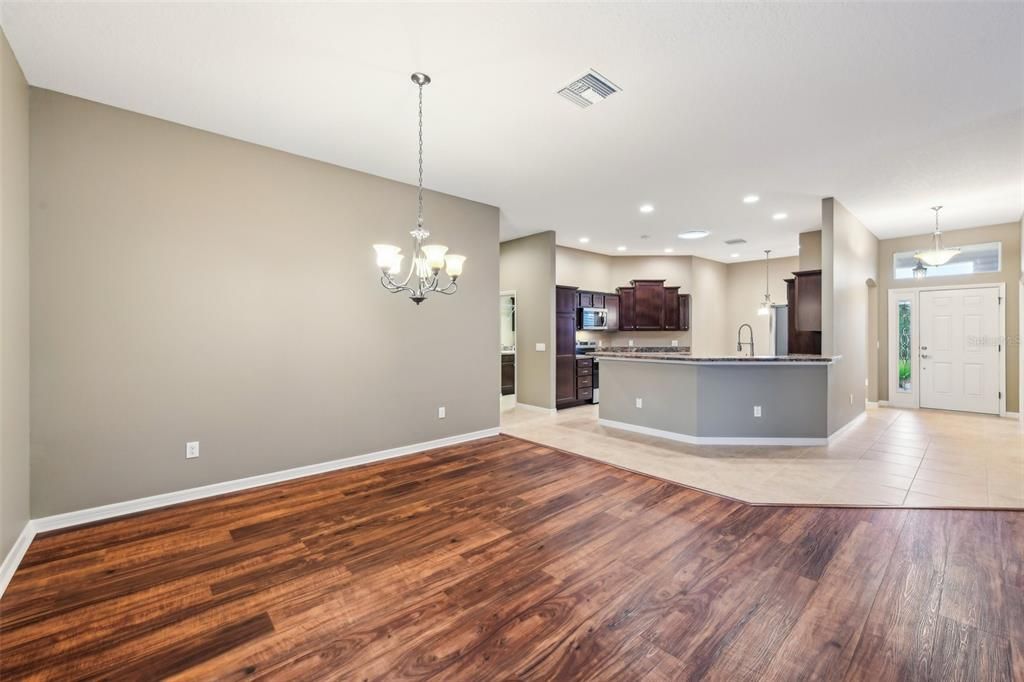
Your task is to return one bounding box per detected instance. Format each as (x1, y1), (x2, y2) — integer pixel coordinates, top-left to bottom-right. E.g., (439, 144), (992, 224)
(3, 1), (1022, 262)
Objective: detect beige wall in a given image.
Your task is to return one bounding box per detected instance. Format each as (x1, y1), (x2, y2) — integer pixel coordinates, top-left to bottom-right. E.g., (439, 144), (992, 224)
(822, 198), (879, 434)
(724, 256), (800, 356)
(555, 245), (611, 293)
(501, 232), (556, 409)
(799, 230), (822, 270)
(1, 29), (31, 559)
(30, 89), (500, 517)
(690, 257), (730, 355)
(876, 221), (1020, 410)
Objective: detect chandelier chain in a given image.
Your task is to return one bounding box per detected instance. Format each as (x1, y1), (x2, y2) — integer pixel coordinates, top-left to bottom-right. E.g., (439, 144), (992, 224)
(417, 81), (424, 228)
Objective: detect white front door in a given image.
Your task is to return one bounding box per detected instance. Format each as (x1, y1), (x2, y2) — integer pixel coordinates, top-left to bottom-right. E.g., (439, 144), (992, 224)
(919, 287), (1000, 414)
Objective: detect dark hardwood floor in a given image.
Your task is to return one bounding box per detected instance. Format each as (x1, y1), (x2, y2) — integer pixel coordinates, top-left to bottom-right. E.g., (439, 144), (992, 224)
(1, 434), (1021, 680)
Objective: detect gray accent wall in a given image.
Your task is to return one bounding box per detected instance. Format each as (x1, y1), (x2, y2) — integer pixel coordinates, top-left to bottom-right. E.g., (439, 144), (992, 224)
(1, 28), (31, 558)
(599, 360), (829, 439)
(29, 89), (500, 517)
(500, 232), (556, 409)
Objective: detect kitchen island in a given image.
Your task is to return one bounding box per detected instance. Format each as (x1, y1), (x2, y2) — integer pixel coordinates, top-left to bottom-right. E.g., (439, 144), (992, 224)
(593, 349), (841, 445)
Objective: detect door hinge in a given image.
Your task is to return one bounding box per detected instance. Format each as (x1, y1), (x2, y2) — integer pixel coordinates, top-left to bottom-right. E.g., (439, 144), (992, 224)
(999, 344), (1002, 352)
(999, 391), (1002, 399)
(999, 296), (1003, 304)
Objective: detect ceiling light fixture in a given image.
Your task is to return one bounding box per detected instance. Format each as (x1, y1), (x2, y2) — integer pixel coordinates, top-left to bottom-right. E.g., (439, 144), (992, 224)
(639, 204), (655, 214)
(772, 212), (787, 221)
(678, 230), (710, 240)
(579, 237), (590, 244)
(373, 73), (464, 305)
(730, 253), (740, 258)
(757, 249), (773, 316)
(664, 248), (674, 253)
(913, 206), (960, 266)
(913, 262), (928, 279)
(616, 246), (627, 252)
(742, 195), (760, 204)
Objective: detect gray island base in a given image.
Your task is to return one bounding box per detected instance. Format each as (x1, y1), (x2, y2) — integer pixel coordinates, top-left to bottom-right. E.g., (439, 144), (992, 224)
(594, 353), (842, 445)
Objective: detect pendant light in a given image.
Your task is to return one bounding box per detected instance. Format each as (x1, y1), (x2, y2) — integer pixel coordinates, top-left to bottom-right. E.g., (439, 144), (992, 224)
(913, 206), (959, 267)
(912, 261), (927, 279)
(757, 249), (773, 316)
(373, 73), (466, 305)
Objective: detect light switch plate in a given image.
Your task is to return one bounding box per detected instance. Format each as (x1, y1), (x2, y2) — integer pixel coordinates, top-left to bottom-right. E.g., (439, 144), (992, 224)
(753, 406), (762, 418)
(671, 340), (679, 347)
(635, 398), (643, 409)
(628, 339), (634, 347)
(438, 406), (446, 419)
(186, 441), (199, 459)
(535, 343), (546, 352)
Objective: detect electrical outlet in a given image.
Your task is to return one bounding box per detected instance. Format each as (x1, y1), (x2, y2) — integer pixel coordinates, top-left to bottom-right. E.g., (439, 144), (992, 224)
(535, 342), (546, 352)
(753, 406), (762, 418)
(635, 398), (643, 409)
(438, 406), (446, 419)
(186, 441), (199, 459)
(628, 339), (635, 347)
(671, 340), (679, 347)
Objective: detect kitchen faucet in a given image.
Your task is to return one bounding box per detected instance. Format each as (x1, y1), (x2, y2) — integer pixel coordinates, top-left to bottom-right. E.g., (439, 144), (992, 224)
(737, 323), (754, 356)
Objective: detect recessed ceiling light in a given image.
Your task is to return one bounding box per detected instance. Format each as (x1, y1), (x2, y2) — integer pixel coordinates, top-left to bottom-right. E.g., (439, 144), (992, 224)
(730, 253), (740, 258)
(579, 237), (590, 243)
(678, 230), (711, 240)
(639, 204), (655, 214)
(742, 195), (760, 204)
(663, 248), (674, 253)
(616, 246), (627, 252)
(772, 212), (788, 221)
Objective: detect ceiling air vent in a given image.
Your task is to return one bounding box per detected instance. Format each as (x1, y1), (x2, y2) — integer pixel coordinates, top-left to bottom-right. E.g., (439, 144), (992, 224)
(557, 70), (621, 109)
(724, 238), (747, 245)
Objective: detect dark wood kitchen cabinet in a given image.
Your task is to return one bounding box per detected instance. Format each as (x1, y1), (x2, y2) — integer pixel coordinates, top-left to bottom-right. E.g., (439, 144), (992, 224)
(679, 294), (691, 332)
(792, 269), (822, 333)
(604, 294), (619, 331)
(633, 280), (666, 330)
(617, 287), (636, 331)
(501, 354), (515, 396)
(663, 286), (680, 330)
(555, 285), (580, 408)
(786, 275), (822, 355)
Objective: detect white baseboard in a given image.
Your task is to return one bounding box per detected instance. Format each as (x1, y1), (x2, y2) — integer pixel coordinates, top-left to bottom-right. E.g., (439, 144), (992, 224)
(513, 402), (556, 414)
(0, 521), (37, 599)
(1001, 411), (1019, 419)
(878, 400), (891, 407)
(866, 401), (879, 408)
(597, 418), (828, 446)
(30, 427), (500, 535)
(826, 410), (868, 442)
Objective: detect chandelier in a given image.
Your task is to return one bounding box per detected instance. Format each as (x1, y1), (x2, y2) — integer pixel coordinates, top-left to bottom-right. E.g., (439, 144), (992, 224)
(757, 249), (773, 315)
(373, 73), (465, 305)
(913, 206), (959, 267)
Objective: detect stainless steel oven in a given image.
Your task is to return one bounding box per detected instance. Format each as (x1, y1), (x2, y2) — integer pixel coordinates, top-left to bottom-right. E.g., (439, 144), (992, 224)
(578, 307), (609, 331)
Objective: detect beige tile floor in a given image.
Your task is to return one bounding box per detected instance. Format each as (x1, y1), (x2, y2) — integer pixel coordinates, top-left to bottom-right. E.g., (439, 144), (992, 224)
(499, 400), (1024, 508)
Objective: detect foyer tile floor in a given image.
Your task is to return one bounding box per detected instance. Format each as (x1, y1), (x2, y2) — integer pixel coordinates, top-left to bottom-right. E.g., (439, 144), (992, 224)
(500, 400), (1024, 508)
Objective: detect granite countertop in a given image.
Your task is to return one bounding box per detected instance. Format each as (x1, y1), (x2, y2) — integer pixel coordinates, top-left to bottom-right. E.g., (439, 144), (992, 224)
(591, 351), (840, 364)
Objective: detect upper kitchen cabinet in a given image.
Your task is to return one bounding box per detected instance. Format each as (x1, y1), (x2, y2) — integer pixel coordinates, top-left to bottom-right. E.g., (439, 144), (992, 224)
(615, 281), (686, 332)
(604, 294), (619, 331)
(617, 287), (636, 330)
(792, 269), (822, 332)
(633, 280), (666, 330)
(663, 286), (680, 330)
(556, 285), (578, 314)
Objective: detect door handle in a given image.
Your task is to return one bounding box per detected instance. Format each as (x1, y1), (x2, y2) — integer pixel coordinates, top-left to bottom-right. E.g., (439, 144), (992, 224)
(921, 354), (930, 359)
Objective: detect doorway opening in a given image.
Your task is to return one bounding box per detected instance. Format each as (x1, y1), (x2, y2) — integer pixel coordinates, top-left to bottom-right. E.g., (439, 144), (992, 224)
(500, 291), (516, 408)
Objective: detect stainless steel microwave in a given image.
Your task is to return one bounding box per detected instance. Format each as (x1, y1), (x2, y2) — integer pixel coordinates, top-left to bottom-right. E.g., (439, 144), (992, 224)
(578, 307), (609, 331)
